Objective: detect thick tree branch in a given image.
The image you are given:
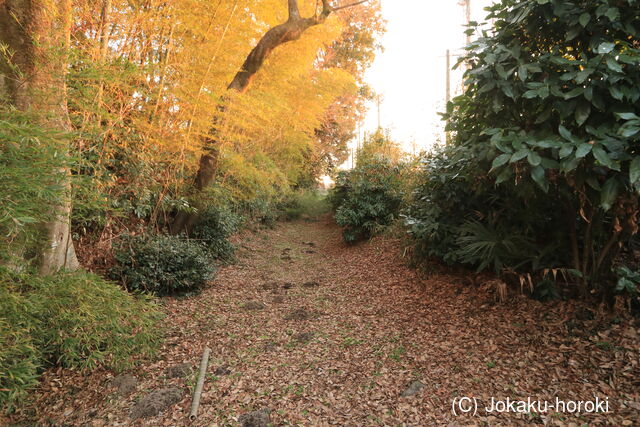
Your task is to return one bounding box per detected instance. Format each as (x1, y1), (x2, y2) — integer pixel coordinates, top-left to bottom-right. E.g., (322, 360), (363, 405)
(288, 0), (300, 20)
(228, 0), (369, 92)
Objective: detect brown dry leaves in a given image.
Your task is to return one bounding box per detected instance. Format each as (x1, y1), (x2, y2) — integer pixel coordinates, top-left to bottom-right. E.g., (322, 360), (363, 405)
(5, 218), (639, 426)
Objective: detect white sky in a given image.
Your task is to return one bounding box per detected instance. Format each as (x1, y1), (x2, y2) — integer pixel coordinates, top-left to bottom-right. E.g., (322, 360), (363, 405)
(355, 0), (494, 156)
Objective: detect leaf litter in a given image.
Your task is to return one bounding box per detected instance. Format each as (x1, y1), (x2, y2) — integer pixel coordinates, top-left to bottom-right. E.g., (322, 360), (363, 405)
(4, 217), (639, 426)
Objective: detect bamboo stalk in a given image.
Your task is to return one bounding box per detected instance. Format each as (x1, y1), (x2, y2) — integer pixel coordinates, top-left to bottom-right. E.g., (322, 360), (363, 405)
(189, 347), (211, 421)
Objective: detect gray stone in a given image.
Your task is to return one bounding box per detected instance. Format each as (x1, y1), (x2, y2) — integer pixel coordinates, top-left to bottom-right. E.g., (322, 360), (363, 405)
(110, 374), (137, 396)
(130, 387), (183, 419)
(244, 301), (266, 311)
(284, 308), (311, 321)
(238, 409), (271, 427)
(166, 363), (193, 379)
(401, 380), (426, 397)
(293, 332), (313, 343)
(214, 365), (232, 376)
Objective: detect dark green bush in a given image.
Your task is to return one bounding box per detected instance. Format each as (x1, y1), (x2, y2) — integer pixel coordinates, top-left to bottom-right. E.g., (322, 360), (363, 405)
(437, 0), (640, 291)
(111, 234), (216, 295)
(192, 206), (239, 262)
(331, 158), (404, 243)
(404, 144), (488, 265)
(0, 268), (162, 410)
(406, 144), (569, 276)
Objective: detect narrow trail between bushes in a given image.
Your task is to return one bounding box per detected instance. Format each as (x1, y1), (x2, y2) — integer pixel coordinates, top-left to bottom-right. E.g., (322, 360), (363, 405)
(12, 217), (639, 426)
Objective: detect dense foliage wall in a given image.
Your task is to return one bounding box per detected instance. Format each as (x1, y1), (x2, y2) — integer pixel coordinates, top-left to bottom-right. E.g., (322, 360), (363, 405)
(407, 0), (640, 301)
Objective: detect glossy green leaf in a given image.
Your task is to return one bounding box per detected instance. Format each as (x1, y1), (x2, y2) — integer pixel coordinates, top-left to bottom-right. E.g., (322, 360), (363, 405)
(531, 165), (548, 192)
(606, 57), (623, 73)
(597, 42), (615, 54)
(630, 157), (640, 184)
(604, 8), (619, 22)
(575, 102), (591, 126)
(616, 112), (640, 120)
(579, 12), (590, 27)
(620, 126), (640, 138)
(575, 69), (593, 84)
(558, 125), (573, 141)
(559, 145), (574, 159)
(600, 177), (619, 211)
(593, 146), (615, 169)
(575, 143), (592, 158)
(511, 148), (529, 162)
(527, 151), (542, 166)
(491, 154), (511, 171)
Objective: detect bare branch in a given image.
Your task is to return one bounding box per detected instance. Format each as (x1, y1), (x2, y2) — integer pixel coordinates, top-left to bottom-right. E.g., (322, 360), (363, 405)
(331, 0), (369, 12)
(288, 0), (300, 19)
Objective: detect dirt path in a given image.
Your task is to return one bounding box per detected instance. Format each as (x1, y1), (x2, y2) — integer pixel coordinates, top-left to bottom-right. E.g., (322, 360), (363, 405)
(11, 218), (639, 426)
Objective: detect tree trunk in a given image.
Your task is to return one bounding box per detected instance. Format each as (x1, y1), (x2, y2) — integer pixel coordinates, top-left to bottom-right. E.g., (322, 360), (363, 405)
(0, 0), (79, 274)
(173, 0), (365, 234)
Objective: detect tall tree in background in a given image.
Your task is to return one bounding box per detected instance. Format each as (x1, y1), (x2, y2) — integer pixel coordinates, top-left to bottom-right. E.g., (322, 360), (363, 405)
(173, 0), (369, 233)
(316, 0), (384, 174)
(0, 0), (79, 274)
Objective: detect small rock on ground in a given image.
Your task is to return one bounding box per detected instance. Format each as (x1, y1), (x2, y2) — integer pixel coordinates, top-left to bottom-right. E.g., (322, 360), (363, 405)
(302, 281), (320, 288)
(284, 308), (312, 321)
(261, 282), (279, 291)
(401, 380), (426, 397)
(165, 363), (193, 379)
(110, 374), (137, 396)
(238, 409), (271, 427)
(261, 342), (278, 352)
(293, 332), (313, 343)
(243, 301), (266, 311)
(214, 366), (232, 376)
(130, 387), (183, 419)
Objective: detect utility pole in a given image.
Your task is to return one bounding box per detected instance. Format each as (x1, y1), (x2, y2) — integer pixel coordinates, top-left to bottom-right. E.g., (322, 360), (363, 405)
(446, 49), (451, 106)
(376, 94), (382, 129)
(465, 0), (471, 46)
(445, 49), (451, 144)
